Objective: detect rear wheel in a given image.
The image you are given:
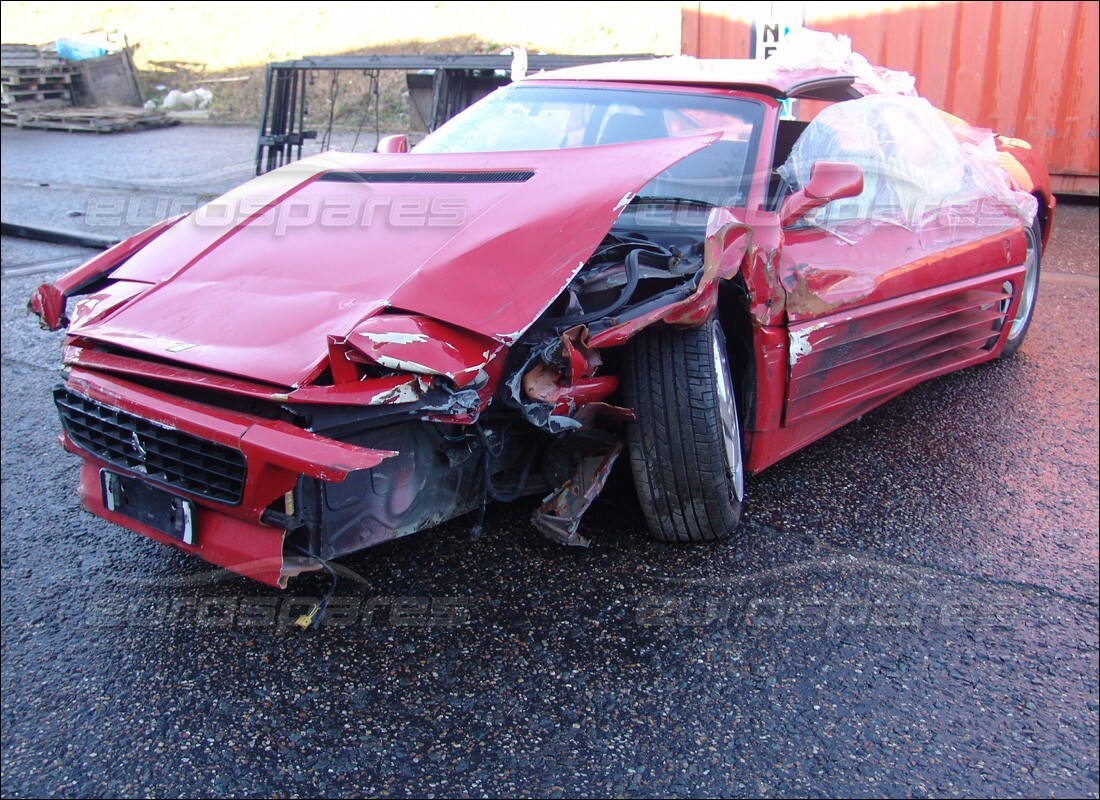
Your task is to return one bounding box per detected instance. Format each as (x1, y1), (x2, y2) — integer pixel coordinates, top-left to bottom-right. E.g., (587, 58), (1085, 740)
(624, 319), (744, 542)
(998, 218), (1042, 358)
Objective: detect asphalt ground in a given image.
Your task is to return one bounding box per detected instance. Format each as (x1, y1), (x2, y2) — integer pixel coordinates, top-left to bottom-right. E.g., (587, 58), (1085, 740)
(2, 124), (1098, 798)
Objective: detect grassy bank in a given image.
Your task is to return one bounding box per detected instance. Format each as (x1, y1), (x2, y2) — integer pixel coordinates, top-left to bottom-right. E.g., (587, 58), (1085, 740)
(3, 1), (680, 125)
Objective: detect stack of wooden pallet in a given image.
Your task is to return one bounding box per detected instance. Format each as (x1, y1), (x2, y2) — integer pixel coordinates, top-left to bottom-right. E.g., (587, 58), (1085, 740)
(6, 105), (177, 132)
(1, 42), (177, 132)
(1, 43), (76, 124)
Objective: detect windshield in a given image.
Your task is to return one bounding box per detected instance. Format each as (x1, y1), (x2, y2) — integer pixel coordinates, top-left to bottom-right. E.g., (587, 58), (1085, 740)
(415, 84), (764, 208)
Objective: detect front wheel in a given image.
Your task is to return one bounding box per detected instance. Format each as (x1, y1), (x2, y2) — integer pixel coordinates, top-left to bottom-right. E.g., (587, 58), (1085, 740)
(998, 218), (1042, 358)
(623, 319), (744, 542)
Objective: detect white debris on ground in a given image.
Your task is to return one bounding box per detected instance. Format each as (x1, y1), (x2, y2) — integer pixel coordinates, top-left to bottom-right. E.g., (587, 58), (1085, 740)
(154, 87), (214, 110)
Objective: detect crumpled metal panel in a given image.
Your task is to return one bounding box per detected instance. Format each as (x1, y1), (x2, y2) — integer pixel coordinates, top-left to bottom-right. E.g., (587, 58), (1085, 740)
(66, 137), (717, 388)
(533, 440), (623, 548)
(343, 315), (502, 388)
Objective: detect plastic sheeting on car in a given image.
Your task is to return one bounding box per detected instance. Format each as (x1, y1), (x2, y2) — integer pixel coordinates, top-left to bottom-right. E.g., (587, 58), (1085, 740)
(769, 28), (917, 97)
(777, 94), (1038, 240)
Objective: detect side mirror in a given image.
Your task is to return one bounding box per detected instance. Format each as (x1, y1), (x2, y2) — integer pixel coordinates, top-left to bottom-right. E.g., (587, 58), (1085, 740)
(375, 134), (409, 154)
(780, 161), (864, 227)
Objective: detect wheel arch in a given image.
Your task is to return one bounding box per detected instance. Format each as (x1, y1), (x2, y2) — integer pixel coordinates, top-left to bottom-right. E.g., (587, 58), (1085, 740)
(1033, 190), (1054, 252)
(715, 277), (758, 460)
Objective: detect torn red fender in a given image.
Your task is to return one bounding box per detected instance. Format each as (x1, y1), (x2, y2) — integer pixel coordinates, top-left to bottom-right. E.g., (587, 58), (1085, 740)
(28, 215), (182, 330)
(28, 283), (66, 331)
(522, 325), (620, 416)
(560, 325), (597, 379)
(524, 373), (620, 417)
(343, 315), (504, 387)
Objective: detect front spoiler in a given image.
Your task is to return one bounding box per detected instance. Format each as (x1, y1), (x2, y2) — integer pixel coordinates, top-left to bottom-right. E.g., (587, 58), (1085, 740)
(60, 369), (398, 587)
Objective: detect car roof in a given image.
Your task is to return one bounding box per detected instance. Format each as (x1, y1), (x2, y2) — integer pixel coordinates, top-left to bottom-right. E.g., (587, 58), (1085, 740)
(525, 57), (865, 102)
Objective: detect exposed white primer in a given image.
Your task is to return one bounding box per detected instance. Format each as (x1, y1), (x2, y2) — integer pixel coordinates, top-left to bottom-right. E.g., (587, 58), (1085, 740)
(368, 382), (420, 405)
(789, 322), (830, 366)
(370, 354), (436, 374)
(361, 332), (429, 345)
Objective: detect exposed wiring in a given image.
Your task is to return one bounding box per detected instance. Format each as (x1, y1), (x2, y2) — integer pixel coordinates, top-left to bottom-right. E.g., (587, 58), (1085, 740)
(284, 543), (338, 631)
(467, 423), (499, 539)
(467, 423), (538, 536)
(485, 445), (538, 503)
(541, 245), (679, 330)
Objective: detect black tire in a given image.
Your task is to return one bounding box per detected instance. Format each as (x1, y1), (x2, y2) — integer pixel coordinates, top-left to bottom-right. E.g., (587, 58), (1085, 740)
(998, 217), (1042, 358)
(623, 318), (744, 542)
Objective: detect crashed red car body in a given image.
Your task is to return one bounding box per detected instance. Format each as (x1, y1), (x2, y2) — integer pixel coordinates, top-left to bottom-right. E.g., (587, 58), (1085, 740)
(30, 58), (1053, 587)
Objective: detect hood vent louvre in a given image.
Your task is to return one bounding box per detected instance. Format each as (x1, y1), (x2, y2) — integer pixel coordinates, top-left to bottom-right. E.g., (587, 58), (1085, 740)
(319, 170), (534, 184)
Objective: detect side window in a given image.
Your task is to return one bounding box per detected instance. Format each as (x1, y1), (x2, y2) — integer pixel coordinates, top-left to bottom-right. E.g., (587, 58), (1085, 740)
(766, 119), (809, 210)
(777, 95), (980, 234)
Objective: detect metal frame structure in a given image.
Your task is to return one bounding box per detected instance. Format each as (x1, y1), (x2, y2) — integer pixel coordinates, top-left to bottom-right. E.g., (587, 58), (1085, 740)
(256, 53), (655, 175)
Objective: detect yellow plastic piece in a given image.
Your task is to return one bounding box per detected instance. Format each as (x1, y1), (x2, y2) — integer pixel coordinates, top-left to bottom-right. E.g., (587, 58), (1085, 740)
(294, 604), (320, 630)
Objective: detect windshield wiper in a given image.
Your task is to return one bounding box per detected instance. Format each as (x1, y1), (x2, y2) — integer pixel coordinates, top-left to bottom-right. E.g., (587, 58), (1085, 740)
(631, 195), (716, 209)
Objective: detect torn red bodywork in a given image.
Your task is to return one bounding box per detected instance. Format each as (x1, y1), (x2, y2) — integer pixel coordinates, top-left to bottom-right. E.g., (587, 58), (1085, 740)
(58, 137), (716, 388)
(30, 57), (1053, 589)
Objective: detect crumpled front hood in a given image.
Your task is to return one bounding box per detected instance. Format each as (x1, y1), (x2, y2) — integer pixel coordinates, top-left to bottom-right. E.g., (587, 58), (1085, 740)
(73, 136), (718, 387)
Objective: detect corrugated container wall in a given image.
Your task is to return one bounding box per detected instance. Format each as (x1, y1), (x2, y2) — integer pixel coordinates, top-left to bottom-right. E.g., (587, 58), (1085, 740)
(682, 0), (1100, 195)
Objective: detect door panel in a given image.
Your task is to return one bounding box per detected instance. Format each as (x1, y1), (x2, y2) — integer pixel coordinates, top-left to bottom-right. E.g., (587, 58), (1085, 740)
(777, 206), (1028, 428)
(783, 263), (1025, 427)
(780, 219), (1028, 321)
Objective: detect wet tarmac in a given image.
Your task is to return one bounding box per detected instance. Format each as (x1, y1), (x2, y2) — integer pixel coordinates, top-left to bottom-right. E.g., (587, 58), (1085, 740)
(2, 124), (1098, 798)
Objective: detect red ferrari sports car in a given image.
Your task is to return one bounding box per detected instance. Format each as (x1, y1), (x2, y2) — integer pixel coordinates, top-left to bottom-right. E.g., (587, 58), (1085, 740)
(30, 56), (1053, 589)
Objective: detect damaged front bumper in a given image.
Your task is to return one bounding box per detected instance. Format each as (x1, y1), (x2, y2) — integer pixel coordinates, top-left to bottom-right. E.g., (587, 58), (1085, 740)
(55, 358), (625, 586)
(57, 369), (402, 587)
